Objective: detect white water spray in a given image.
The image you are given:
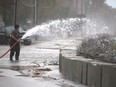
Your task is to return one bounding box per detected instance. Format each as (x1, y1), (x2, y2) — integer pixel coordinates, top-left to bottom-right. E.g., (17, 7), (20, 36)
(21, 18), (109, 39)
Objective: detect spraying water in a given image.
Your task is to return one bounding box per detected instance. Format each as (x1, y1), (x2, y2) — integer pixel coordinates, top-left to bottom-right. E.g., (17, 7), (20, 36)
(21, 18), (109, 40)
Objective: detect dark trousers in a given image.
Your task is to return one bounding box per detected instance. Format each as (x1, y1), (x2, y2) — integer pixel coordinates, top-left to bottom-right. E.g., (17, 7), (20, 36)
(10, 42), (20, 60)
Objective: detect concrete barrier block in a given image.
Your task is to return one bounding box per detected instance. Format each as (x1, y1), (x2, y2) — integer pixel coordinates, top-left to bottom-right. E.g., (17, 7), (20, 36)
(73, 59), (83, 83)
(82, 59), (92, 85)
(64, 57), (83, 82)
(87, 62), (102, 87)
(61, 56), (83, 82)
(61, 56), (68, 78)
(72, 59), (78, 81)
(102, 64), (116, 87)
(66, 58), (74, 80)
(67, 58), (83, 82)
(82, 61), (88, 85)
(62, 57), (71, 79)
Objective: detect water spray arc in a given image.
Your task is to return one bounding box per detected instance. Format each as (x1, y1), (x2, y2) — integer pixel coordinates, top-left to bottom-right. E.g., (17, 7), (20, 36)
(22, 18), (109, 40)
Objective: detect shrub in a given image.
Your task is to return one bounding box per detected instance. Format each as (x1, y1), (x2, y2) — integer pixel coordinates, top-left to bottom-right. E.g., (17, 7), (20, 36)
(77, 34), (116, 63)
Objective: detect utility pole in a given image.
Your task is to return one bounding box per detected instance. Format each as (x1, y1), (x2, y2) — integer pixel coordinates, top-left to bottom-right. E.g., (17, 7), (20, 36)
(14, 0), (17, 25)
(34, 0), (37, 26)
(34, 0), (38, 40)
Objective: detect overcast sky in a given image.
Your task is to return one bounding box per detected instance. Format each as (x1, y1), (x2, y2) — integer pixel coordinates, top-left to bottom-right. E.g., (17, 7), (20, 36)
(106, 0), (116, 8)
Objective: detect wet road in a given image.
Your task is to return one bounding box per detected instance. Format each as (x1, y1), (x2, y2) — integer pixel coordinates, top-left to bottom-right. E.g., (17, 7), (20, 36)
(0, 39), (80, 67)
(0, 66), (87, 87)
(0, 39), (87, 87)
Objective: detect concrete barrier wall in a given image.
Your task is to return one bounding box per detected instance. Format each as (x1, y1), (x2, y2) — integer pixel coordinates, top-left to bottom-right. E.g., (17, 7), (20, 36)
(102, 64), (116, 87)
(87, 62), (102, 87)
(59, 50), (116, 87)
(82, 61), (88, 85)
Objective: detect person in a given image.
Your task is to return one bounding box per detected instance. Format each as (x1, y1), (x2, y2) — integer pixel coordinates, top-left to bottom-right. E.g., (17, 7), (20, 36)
(10, 24), (20, 61)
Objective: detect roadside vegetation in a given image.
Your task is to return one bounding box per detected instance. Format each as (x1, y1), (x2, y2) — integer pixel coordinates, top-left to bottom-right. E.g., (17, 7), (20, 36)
(77, 34), (116, 63)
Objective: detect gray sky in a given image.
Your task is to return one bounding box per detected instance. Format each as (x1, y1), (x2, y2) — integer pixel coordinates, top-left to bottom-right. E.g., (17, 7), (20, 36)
(106, 0), (116, 8)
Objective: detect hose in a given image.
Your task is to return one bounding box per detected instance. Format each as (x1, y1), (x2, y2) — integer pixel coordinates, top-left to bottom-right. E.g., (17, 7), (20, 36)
(0, 40), (20, 58)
